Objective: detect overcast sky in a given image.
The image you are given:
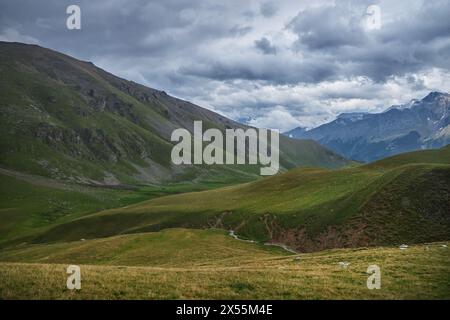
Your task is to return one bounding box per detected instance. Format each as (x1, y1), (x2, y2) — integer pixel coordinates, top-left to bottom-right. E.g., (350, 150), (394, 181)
(1, 0), (449, 131)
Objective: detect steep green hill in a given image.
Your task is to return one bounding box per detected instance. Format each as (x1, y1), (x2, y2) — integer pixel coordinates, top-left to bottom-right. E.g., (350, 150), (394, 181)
(0, 42), (349, 186)
(32, 146), (450, 251)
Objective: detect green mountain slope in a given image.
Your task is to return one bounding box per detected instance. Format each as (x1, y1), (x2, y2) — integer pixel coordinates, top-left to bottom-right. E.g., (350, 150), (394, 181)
(32, 146), (450, 251)
(0, 42), (350, 186)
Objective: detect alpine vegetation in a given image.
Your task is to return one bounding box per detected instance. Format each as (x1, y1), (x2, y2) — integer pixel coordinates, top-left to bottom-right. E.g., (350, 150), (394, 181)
(171, 121), (279, 175)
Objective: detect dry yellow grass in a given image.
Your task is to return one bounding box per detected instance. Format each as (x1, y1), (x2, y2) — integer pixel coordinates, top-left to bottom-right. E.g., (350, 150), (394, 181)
(1, 241), (449, 299)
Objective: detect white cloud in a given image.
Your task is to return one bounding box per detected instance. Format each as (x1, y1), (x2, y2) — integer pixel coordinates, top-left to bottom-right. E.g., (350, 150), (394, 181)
(0, 28), (39, 44)
(248, 105), (302, 131)
(189, 69), (450, 130)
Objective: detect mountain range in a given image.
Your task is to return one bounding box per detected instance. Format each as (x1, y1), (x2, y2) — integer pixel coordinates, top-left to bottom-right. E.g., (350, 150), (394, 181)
(0, 42), (350, 186)
(285, 92), (450, 162)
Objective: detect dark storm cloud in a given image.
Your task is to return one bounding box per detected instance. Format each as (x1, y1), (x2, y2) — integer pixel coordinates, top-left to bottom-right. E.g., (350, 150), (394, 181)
(260, 1), (278, 18)
(179, 56), (340, 84)
(177, 0), (450, 86)
(254, 37), (277, 55)
(287, 0), (450, 82)
(288, 4), (366, 50)
(381, 1), (450, 44)
(0, 0), (237, 59)
(0, 0), (449, 130)
(1, 0), (449, 86)
(229, 25), (253, 37)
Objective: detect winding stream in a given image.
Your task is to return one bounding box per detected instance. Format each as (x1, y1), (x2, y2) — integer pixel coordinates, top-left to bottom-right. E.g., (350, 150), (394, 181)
(228, 230), (298, 254)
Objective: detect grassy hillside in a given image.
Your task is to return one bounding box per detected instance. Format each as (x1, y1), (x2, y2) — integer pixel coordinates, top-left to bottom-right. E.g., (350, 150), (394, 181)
(32, 146), (450, 251)
(0, 167), (254, 246)
(0, 169), (144, 244)
(0, 41), (350, 186)
(366, 144), (450, 169)
(0, 228), (288, 267)
(0, 229), (448, 299)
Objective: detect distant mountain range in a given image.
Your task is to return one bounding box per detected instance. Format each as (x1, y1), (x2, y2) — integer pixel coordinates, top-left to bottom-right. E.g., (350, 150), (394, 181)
(0, 42), (350, 186)
(285, 92), (450, 162)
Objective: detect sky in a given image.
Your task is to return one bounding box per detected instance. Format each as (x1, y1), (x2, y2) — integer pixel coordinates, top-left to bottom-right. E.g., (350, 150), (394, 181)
(1, 0), (449, 131)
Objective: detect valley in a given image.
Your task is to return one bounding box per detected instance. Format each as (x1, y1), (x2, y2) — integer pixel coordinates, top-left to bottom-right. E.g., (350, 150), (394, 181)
(0, 42), (449, 300)
(1, 145), (448, 299)
(20, 146), (450, 252)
